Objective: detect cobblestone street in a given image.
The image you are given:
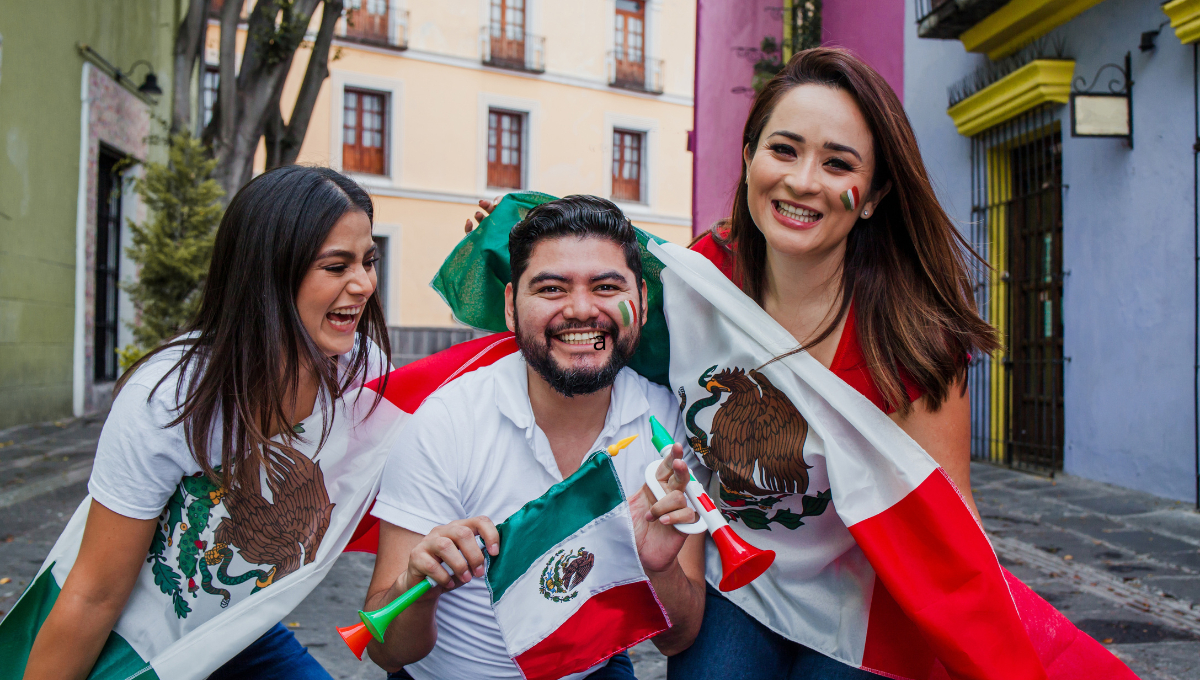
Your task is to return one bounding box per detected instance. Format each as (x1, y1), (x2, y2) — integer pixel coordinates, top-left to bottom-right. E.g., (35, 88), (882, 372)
(2, 415), (1198, 679)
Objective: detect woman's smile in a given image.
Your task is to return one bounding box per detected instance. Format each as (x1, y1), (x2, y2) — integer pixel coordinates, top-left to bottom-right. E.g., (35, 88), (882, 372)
(326, 304), (362, 332)
(772, 200), (823, 229)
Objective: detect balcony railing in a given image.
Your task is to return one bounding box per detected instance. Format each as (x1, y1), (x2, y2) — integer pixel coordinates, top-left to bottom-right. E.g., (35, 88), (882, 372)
(388, 326), (490, 368)
(606, 52), (664, 94)
(338, 2), (408, 51)
(480, 27), (545, 74)
(914, 0), (1009, 40)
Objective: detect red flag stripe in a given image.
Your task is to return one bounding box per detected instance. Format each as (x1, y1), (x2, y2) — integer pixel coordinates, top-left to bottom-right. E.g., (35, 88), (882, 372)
(851, 469), (1047, 680)
(513, 580), (669, 680)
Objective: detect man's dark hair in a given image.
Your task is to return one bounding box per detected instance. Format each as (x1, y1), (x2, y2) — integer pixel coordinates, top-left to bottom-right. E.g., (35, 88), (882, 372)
(509, 195), (642, 288)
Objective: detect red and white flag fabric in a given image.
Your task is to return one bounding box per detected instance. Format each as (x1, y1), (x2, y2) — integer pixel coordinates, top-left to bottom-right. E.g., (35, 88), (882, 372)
(650, 240), (1136, 680)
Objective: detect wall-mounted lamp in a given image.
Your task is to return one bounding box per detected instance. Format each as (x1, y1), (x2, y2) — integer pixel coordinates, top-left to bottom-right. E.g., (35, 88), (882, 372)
(1070, 51), (1133, 148)
(77, 44), (162, 99)
(1139, 20), (1170, 52)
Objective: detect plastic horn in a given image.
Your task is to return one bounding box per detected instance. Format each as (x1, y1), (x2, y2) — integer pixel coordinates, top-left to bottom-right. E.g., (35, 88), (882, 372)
(646, 416), (776, 591)
(336, 575), (437, 659)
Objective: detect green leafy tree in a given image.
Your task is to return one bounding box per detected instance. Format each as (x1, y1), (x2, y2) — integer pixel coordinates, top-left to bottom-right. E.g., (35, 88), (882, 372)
(118, 133), (224, 370)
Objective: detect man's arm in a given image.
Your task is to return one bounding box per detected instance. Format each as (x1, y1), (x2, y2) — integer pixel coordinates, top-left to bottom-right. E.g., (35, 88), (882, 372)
(630, 444), (708, 656)
(364, 517), (499, 672)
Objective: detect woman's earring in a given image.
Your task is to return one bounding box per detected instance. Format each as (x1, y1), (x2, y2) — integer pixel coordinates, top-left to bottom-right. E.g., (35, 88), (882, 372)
(862, 208), (871, 218)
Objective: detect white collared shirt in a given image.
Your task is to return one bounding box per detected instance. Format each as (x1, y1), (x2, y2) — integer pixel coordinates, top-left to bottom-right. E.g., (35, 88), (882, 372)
(373, 351), (691, 680)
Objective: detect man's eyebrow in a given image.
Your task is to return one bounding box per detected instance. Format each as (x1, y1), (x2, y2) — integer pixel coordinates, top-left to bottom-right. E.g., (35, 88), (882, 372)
(767, 131), (863, 162)
(527, 272), (570, 286)
(590, 271), (628, 284)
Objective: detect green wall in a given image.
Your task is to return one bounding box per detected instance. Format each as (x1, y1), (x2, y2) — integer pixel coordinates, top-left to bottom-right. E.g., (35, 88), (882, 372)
(0, 1), (176, 429)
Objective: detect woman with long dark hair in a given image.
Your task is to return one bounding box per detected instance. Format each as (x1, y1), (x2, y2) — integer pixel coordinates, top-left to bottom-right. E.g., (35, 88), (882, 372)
(15, 166), (393, 680)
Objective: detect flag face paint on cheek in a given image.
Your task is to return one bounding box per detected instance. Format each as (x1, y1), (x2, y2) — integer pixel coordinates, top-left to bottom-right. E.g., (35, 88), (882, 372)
(617, 299), (637, 327)
(840, 186), (860, 212)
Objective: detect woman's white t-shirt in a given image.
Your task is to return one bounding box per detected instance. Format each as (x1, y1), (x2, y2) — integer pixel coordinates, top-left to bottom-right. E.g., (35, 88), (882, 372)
(88, 336), (389, 520)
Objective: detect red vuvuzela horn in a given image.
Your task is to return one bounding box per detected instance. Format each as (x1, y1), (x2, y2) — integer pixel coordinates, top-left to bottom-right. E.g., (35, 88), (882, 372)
(648, 417), (775, 591)
(336, 622), (374, 660)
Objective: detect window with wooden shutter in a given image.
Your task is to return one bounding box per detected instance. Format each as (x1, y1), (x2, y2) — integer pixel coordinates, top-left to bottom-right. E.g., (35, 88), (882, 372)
(489, 0), (526, 67)
(346, 0), (390, 45)
(487, 109), (523, 189)
(614, 0), (645, 88)
(343, 88), (387, 175)
(612, 129), (642, 202)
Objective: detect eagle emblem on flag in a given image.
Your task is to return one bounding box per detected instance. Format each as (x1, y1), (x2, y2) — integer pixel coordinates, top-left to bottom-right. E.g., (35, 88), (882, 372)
(538, 548), (595, 603)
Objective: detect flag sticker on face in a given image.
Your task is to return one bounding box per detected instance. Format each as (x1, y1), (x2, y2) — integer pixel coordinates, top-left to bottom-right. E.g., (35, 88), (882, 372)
(840, 186), (860, 212)
(618, 299), (638, 327)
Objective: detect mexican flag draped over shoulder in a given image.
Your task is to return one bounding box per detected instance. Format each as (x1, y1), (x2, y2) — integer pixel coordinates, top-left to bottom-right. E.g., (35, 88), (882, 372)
(0, 336), (521, 679)
(421, 192), (1137, 680)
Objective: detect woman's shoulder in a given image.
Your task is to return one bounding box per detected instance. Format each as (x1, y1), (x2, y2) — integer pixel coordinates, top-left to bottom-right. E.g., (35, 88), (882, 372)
(829, 304), (925, 414)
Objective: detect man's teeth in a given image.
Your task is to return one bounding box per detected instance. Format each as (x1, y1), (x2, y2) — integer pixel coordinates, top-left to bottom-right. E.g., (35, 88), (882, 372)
(775, 201), (821, 222)
(558, 332), (604, 345)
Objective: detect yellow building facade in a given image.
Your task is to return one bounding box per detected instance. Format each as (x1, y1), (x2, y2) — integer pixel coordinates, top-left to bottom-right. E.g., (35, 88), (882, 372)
(255, 0), (697, 327)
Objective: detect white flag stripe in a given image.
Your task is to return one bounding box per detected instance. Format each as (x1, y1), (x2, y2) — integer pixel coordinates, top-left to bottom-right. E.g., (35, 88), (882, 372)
(650, 241), (937, 524)
(491, 500), (649, 658)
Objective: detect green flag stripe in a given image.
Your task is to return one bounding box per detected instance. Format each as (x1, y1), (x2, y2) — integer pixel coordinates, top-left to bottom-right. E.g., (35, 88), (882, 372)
(0, 564), (159, 680)
(488, 453), (625, 601)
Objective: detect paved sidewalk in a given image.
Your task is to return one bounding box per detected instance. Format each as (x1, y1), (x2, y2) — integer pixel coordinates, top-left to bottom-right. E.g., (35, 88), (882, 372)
(2, 414), (1199, 679)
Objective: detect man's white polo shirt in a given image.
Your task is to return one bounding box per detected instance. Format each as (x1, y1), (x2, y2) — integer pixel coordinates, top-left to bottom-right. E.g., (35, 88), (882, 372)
(372, 351), (691, 680)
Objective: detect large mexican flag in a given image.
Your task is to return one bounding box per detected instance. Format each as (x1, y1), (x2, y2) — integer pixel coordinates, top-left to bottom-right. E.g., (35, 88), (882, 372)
(485, 451), (670, 680)
(421, 192), (1138, 680)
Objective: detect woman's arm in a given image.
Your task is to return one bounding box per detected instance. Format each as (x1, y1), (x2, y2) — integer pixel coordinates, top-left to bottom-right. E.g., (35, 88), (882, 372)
(23, 500), (158, 680)
(889, 378), (980, 520)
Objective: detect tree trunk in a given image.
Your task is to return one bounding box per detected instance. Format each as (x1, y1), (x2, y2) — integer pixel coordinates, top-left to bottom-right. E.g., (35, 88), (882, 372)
(171, 0), (212, 134)
(206, 0), (334, 199)
(263, 0), (343, 169)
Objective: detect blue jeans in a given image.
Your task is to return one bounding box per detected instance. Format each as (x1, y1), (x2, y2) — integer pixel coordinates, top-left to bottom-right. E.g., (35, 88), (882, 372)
(208, 622), (332, 680)
(668, 585), (880, 680)
(386, 651), (635, 679)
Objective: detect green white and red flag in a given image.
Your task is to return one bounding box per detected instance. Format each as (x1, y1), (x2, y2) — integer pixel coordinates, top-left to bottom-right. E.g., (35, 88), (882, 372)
(484, 451), (669, 680)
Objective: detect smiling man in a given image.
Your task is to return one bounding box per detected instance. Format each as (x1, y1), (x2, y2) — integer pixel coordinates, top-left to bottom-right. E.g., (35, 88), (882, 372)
(363, 196), (707, 680)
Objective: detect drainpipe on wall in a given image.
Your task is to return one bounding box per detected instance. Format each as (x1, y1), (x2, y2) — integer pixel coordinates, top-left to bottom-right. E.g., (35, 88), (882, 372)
(73, 63), (91, 417)
(1194, 42), (1199, 510)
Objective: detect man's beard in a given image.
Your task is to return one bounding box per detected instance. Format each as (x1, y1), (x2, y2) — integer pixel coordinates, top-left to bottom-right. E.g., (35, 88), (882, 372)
(515, 311), (640, 398)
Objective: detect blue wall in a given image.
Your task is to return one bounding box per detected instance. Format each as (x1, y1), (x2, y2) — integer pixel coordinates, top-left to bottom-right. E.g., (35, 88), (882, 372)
(902, 0), (1198, 503)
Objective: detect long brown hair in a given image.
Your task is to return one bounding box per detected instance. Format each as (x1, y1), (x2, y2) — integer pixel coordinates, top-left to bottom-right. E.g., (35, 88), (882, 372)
(117, 166), (391, 491)
(722, 47), (997, 414)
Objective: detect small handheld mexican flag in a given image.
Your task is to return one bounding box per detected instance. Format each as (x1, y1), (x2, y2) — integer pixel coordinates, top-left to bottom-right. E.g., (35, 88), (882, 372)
(485, 451), (669, 680)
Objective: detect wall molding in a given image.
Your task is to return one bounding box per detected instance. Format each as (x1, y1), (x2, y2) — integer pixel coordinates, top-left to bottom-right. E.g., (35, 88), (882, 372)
(947, 59), (1074, 137)
(960, 0), (1105, 60)
(1164, 0), (1200, 45)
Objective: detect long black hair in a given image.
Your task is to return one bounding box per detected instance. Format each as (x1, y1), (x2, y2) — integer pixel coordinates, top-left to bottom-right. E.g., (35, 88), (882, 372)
(117, 165), (391, 490)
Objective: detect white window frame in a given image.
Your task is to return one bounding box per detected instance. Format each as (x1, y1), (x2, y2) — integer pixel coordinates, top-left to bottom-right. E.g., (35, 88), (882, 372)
(606, 0), (660, 67)
(604, 112), (657, 208)
(329, 70), (404, 188)
(477, 92), (540, 195)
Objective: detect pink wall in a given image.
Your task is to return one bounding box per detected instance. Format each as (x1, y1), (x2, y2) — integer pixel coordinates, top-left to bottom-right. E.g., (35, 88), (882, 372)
(691, 0), (781, 236)
(822, 0), (905, 100)
(691, 0), (905, 236)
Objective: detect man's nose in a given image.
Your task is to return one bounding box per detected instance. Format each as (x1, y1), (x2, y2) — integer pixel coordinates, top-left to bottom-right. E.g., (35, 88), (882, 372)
(561, 289), (601, 321)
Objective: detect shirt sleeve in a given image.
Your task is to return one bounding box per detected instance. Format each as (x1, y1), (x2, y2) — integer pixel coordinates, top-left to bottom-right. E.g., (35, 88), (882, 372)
(372, 396), (467, 536)
(87, 383), (195, 520)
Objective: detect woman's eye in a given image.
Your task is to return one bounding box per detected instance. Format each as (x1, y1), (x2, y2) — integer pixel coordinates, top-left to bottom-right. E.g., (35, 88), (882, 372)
(826, 158), (853, 171)
(323, 264), (348, 274)
(364, 257), (379, 270)
(769, 143), (796, 157)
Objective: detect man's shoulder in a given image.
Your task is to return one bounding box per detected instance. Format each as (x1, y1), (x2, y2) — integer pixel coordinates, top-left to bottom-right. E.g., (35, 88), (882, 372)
(617, 367), (678, 409)
(423, 350), (518, 401)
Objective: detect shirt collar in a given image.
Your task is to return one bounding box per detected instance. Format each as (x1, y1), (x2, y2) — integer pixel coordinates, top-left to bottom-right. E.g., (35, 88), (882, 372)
(494, 353), (651, 436)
